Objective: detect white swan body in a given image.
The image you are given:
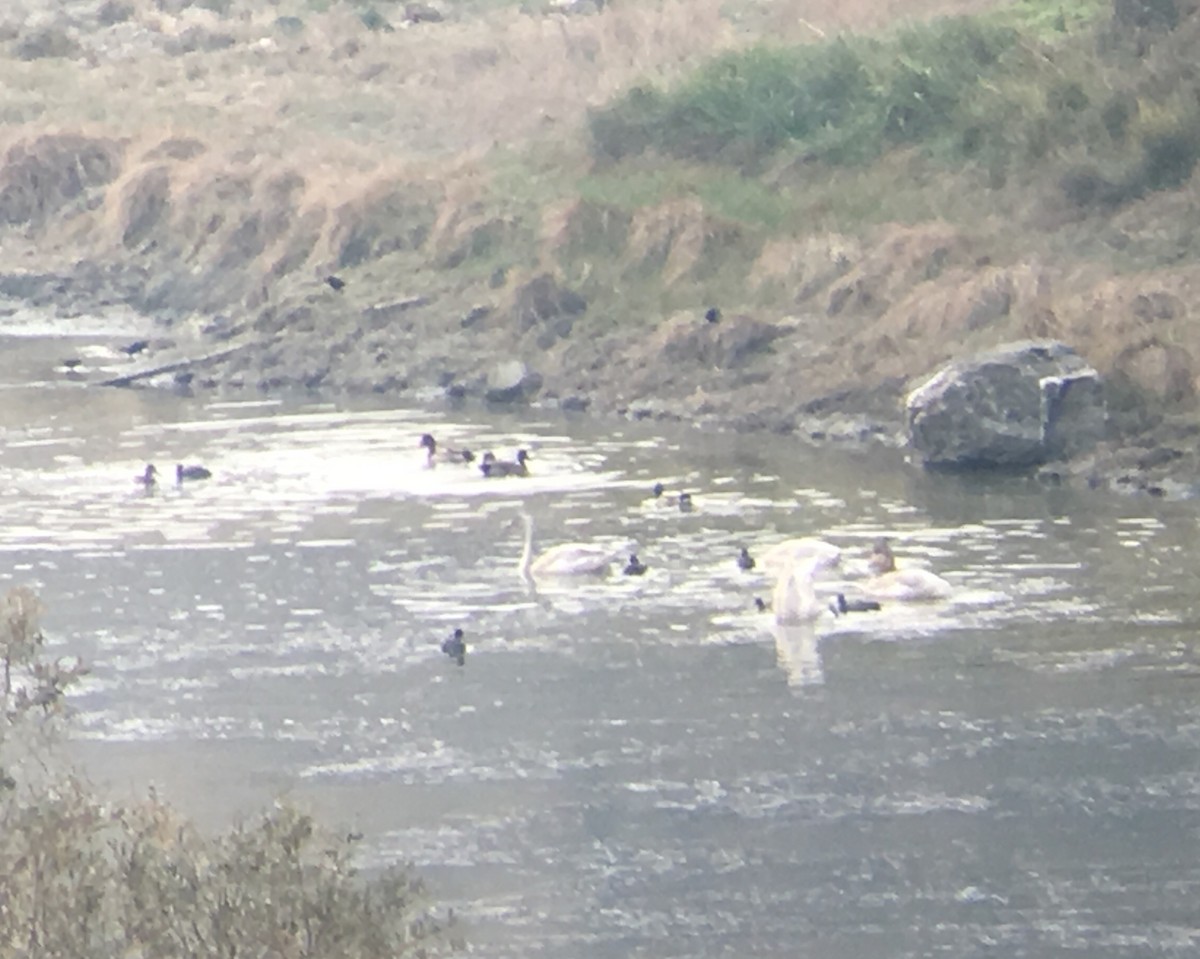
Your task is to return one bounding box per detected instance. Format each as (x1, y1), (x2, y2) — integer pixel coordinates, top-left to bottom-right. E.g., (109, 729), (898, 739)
(759, 538), (842, 573)
(517, 512), (618, 578)
(863, 568), (953, 602)
(772, 555), (836, 624)
(862, 537), (953, 601)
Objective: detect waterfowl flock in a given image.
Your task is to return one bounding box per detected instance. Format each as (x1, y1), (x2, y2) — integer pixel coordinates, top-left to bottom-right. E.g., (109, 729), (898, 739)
(452, 466), (958, 665)
(131, 429), (959, 675)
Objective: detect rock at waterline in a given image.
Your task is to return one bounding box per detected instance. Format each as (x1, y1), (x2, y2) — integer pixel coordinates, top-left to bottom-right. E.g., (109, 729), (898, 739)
(484, 359), (543, 404)
(906, 340), (1106, 470)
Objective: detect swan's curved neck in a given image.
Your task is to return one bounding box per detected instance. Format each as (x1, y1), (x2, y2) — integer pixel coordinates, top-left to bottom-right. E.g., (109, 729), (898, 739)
(518, 514), (534, 580)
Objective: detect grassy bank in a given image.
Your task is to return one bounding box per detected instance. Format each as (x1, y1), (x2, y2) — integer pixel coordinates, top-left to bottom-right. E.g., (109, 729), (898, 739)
(1, 0), (1200, 447)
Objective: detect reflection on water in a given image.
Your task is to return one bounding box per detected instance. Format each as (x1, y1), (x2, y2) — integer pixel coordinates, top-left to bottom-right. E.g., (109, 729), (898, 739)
(4, 332), (1200, 958)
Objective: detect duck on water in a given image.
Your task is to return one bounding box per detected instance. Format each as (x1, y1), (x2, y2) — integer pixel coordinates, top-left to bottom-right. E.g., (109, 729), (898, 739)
(481, 450), (530, 478)
(176, 464), (212, 483)
(419, 433), (475, 468)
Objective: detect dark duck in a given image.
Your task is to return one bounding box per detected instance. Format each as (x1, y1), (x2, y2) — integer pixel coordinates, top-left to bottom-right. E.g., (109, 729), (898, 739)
(420, 433), (475, 467)
(622, 554), (648, 576)
(480, 450), (530, 478)
(831, 592), (882, 615)
(176, 463), (212, 483)
(441, 628), (466, 666)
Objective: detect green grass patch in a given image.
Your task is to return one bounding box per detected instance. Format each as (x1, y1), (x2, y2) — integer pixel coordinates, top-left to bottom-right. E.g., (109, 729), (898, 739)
(986, 0), (1109, 37)
(576, 165), (794, 230)
(589, 17), (1026, 168)
(588, 1), (1200, 230)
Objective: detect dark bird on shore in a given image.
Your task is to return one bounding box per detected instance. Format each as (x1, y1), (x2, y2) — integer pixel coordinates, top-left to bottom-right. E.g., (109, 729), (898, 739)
(831, 592), (882, 615)
(176, 464), (212, 483)
(754, 597), (768, 612)
(325, 275), (346, 292)
(480, 450), (530, 478)
(441, 627), (466, 666)
(136, 464), (158, 488)
(705, 307), (721, 324)
(622, 554), (648, 576)
(737, 546), (756, 571)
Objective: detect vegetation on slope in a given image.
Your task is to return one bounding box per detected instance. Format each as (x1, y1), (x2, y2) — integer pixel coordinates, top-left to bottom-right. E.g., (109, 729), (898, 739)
(2, 0), (1200, 456)
(585, 0), (1200, 224)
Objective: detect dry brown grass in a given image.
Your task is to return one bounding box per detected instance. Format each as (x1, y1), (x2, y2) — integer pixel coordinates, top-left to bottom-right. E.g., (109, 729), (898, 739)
(0, 0), (1008, 173)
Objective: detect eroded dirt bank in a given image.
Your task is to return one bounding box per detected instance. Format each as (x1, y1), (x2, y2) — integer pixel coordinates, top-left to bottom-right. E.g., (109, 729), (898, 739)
(1, 0), (1199, 496)
(4, 125), (1200, 497)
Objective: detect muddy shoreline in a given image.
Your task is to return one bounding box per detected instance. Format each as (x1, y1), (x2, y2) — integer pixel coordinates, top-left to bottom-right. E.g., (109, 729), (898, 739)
(11, 252), (1198, 503)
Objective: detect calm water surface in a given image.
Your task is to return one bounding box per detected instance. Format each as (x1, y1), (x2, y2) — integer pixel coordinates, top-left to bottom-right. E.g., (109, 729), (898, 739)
(4, 332), (1200, 958)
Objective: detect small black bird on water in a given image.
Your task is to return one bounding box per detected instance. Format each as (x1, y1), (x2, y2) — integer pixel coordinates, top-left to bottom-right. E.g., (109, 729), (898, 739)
(705, 306), (721, 324)
(754, 597), (768, 612)
(176, 463), (212, 483)
(623, 554), (648, 576)
(651, 483), (694, 512)
(441, 628), (466, 666)
(831, 593), (882, 615)
(737, 547), (756, 571)
(325, 275), (346, 292)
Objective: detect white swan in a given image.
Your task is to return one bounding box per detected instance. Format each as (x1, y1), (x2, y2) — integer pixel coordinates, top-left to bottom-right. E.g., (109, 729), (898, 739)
(516, 511), (621, 579)
(772, 553), (837, 624)
(759, 537), (842, 573)
(861, 537), (953, 601)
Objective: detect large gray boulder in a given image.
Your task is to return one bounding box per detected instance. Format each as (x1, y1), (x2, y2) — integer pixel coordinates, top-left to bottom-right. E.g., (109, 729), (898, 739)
(906, 340), (1106, 469)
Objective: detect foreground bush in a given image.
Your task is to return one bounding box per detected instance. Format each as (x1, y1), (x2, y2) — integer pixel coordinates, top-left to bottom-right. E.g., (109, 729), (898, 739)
(0, 588), (458, 959)
(0, 791), (455, 959)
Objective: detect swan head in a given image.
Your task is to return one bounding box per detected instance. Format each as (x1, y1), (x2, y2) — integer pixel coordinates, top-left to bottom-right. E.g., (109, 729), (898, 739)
(652, 482), (665, 498)
(515, 449), (530, 465)
(419, 433), (436, 451)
